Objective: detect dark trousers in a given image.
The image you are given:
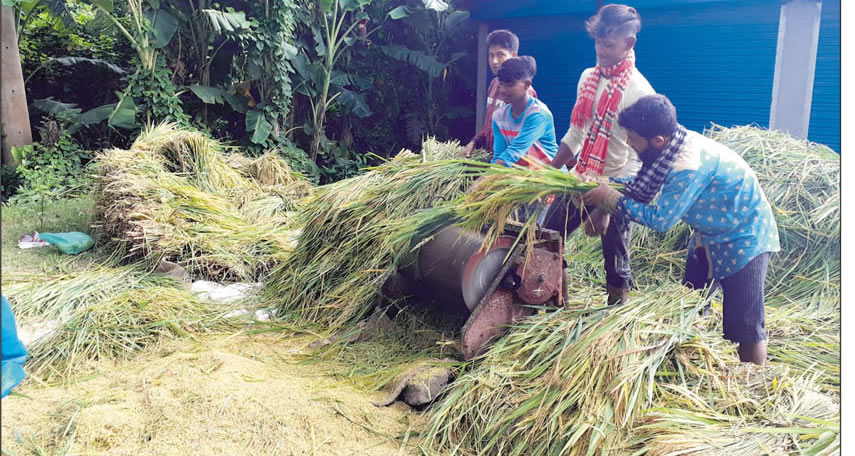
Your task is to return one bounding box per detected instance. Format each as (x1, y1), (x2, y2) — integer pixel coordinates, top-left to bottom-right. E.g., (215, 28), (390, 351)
(683, 250), (770, 344)
(542, 194), (634, 289)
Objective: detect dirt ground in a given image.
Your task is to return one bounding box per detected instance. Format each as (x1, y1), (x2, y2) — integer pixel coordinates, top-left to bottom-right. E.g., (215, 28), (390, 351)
(1, 333), (426, 456)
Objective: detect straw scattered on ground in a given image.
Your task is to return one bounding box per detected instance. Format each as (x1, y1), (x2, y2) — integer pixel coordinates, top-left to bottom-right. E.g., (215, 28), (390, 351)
(23, 285), (238, 382)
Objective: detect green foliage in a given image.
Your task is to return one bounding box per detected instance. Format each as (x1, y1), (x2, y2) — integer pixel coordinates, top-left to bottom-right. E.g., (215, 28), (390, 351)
(234, 0), (298, 146)
(201, 8), (251, 34)
(316, 137), (368, 183)
(379, 44), (446, 78)
(1, 165), (23, 201)
(17, 2), (138, 149)
(14, 0), (477, 185)
(122, 55), (189, 125)
(10, 120), (92, 209)
(290, 0), (379, 160)
(380, 1), (471, 142)
(33, 93), (137, 133)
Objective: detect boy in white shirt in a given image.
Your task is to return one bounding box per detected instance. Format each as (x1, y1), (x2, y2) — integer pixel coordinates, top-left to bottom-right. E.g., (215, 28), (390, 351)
(543, 4), (655, 305)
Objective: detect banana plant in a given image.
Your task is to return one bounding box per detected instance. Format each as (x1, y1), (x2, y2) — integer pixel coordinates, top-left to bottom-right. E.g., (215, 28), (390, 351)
(382, 0), (470, 141)
(84, 0), (177, 73)
(31, 94), (137, 132)
(1, 0), (75, 36)
(299, 0), (374, 160)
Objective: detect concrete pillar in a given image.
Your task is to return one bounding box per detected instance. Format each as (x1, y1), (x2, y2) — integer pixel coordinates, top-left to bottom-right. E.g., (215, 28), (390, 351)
(1, 6), (33, 166)
(769, 0), (822, 139)
(474, 22), (488, 135)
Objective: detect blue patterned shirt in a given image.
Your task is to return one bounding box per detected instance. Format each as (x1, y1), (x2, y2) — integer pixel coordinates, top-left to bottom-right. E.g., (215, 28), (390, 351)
(615, 131), (780, 279)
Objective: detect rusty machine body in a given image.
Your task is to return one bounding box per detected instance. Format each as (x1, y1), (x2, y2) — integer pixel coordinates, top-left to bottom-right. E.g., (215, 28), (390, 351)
(390, 223), (566, 360)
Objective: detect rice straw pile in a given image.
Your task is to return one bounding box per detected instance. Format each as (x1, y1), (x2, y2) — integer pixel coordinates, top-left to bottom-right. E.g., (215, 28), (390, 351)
(423, 285), (711, 455)
(93, 123), (312, 281)
(264, 139), (489, 328)
(422, 293), (839, 455)
(706, 125), (839, 307)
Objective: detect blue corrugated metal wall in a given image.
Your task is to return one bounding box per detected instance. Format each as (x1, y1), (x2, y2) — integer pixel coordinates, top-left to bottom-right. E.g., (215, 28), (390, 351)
(808, 0), (840, 152)
(633, 2), (780, 135)
(479, 0), (840, 152)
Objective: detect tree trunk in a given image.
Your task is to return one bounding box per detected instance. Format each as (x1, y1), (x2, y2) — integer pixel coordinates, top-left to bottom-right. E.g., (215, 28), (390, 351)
(1, 5), (33, 166)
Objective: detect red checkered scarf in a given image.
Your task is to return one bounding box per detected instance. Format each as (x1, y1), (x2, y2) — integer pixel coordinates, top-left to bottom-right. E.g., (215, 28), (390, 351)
(572, 53), (635, 176)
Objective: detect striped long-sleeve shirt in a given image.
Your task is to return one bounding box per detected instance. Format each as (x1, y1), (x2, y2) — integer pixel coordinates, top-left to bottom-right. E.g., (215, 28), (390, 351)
(491, 96), (558, 168)
(471, 77), (537, 152)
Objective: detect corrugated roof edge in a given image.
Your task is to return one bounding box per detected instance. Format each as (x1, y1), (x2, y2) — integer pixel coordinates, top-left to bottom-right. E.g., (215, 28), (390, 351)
(465, 0), (789, 22)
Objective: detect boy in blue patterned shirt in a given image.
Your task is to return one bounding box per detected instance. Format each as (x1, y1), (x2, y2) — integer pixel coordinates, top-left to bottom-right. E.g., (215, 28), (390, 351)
(583, 94), (780, 365)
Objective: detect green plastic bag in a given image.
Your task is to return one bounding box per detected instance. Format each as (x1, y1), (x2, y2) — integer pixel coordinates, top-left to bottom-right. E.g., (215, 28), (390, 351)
(39, 232), (95, 255)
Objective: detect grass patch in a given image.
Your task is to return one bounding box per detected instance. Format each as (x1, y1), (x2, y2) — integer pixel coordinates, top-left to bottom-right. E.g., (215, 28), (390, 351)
(1, 196), (113, 280)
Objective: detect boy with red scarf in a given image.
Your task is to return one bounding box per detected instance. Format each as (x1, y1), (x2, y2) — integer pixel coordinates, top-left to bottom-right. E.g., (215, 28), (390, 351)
(543, 4), (654, 305)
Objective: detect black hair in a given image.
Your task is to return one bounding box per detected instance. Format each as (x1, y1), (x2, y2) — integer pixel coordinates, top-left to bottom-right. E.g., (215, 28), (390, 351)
(586, 4), (642, 39)
(486, 29), (520, 53)
(618, 94), (678, 138)
(497, 56), (536, 84)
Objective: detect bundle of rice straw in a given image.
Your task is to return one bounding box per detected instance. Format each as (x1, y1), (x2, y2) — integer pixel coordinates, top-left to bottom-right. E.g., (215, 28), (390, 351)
(265, 139), (488, 328)
(93, 123), (312, 281)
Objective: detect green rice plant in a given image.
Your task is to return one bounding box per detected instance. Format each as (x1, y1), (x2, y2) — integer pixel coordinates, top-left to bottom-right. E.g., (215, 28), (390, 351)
(24, 286), (237, 381)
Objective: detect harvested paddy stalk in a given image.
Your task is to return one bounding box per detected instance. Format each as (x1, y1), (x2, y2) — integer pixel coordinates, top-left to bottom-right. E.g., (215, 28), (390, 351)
(423, 286), (839, 456)
(423, 284), (710, 455)
(25, 286), (236, 381)
(265, 139), (485, 328)
(453, 163), (599, 250)
(3, 264), (178, 321)
(93, 123), (310, 281)
(624, 331), (839, 455)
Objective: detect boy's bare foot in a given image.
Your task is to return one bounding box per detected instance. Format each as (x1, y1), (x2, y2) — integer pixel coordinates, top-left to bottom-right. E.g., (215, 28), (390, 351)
(738, 341), (767, 366)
